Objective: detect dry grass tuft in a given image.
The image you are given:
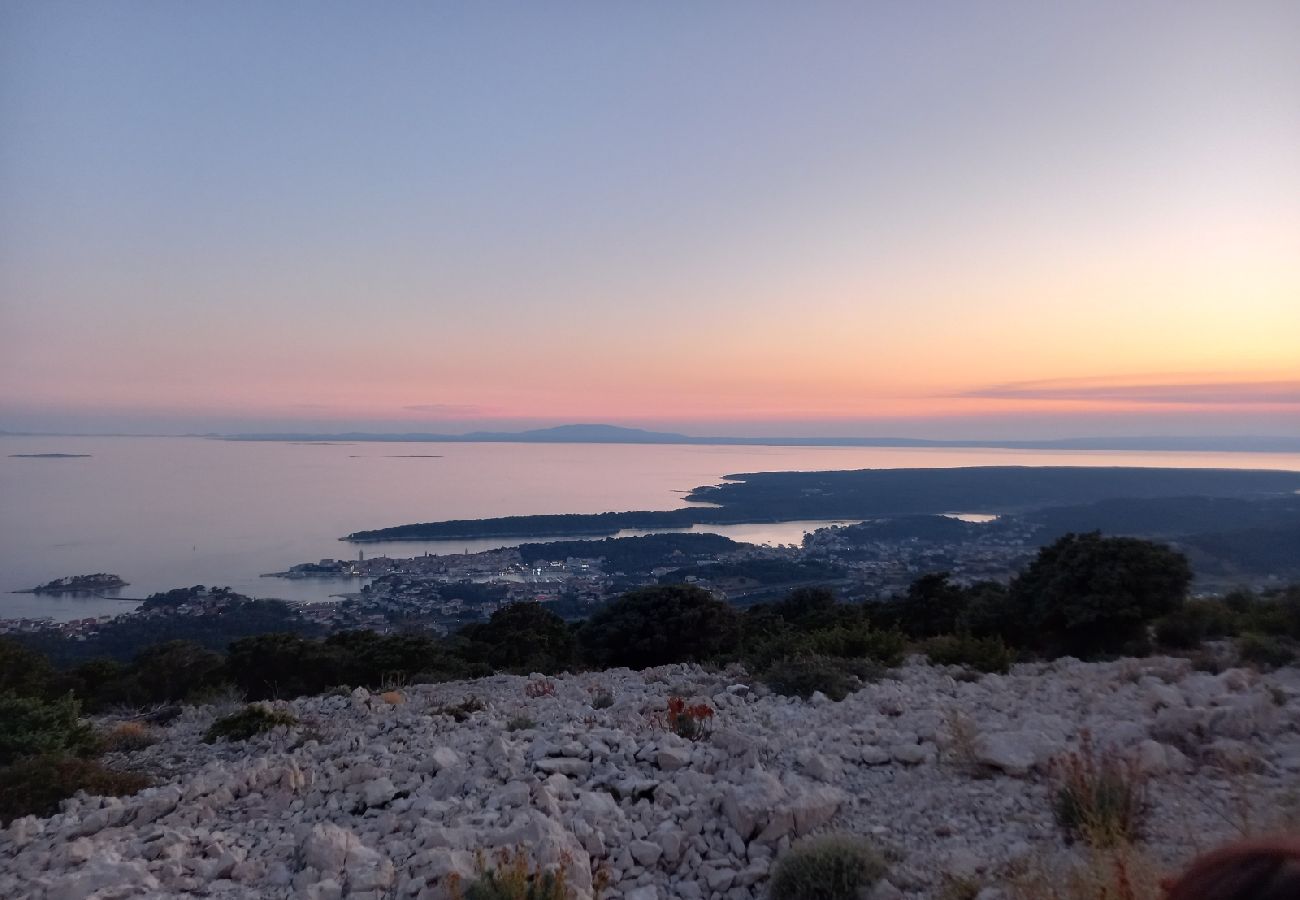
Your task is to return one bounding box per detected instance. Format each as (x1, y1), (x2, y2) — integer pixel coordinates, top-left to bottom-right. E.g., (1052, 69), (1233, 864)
(380, 690), (405, 706)
(1050, 731), (1149, 848)
(940, 708), (983, 776)
(1007, 847), (1167, 900)
(99, 720), (159, 753)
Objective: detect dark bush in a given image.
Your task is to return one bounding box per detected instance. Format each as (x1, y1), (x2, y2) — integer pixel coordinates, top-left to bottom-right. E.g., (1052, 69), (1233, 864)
(0, 754), (151, 825)
(1010, 532), (1191, 657)
(923, 633), (1013, 674)
(1236, 633), (1295, 670)
(0, 693), (100, 767)
(578, 584), (739, 669)
(762, 656), (861, 702)
(203, 705), (298, 743)
(1154, 599), (1241, 650)
(1237, 586), (1300, 640)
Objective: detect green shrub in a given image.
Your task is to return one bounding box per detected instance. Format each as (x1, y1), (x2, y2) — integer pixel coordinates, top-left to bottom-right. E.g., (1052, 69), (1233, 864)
(0, 754), (151, 825)
(1236, 633), (1295, 670)
(454, 847), (573, 900)
(590, 690), (614, 710)
(202, 705), (297, 744)
(1050, 733), (1148, 847)
(768, 833), (887, 900)
(802, 624), (907, 667)
(1236, 588), (1300, 640)
(762, 656), (860, 702)
(924, 634), (1013, 674)
(505, 715), (536, 732)
(0, 692), (99, 766)
(1153, 599), (1240, 649)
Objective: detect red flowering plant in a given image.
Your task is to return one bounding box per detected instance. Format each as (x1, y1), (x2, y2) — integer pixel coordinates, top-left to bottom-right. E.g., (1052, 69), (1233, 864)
(664, 696), (714, 741)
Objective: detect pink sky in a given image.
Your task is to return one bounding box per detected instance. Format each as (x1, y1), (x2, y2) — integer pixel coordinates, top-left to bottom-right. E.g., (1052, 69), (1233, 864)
(2, 3), (1297, 438)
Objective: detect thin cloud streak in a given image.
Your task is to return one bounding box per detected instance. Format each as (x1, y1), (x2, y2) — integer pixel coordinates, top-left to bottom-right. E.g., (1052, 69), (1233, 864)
(401, 404), (494, 416)
(963, 378), (1300, 406)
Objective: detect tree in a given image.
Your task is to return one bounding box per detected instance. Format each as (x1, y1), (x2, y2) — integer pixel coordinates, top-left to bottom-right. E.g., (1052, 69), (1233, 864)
(224, 633), (344, 700)
(0, 639), (54, 699)
(324, 630), (456, 686)
(877, 573), (969, 638)
(132, 640), (225, 704)
(458, 602), (577, 674)
(774, 587), (844, 631)
(579, 584), (740, 669)
(1011, 532), (1191, 657)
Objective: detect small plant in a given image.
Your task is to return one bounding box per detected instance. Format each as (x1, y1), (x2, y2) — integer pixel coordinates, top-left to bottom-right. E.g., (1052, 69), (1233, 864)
(762, 655), (859, 701)
(99, 721), (158, 752)
(937, 873), (983, 900)
(941, 709), (983, 776)
(589, 690), (614, 710)
(436, 697), (487, 722)
(768, 833), (887, 900)
(451, 846), (574, 900)
(924, 633), (1013, 674)
(506, 715), (536, 732)
(1236, 632), (1295, 670)
(202, 705), (298, 744)
(1050, 731), (1148, 847)
(664, 696), (713, 741)
(524, 678), (557, 699)
(0, 754), (152, 825)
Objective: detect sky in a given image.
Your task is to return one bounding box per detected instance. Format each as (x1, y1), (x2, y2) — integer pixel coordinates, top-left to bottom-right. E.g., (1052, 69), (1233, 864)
(1, 1), (1298, 439)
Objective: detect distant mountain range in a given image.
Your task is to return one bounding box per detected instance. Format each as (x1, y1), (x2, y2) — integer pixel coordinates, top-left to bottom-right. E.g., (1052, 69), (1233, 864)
(216, 424), (1300, 453)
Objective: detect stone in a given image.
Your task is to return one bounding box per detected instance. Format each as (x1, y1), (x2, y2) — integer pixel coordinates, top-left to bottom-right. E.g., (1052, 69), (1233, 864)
(535, 757), (591, 777)
(656, 747), (692, 771)
(301, 824), (362, 873)
(630, 839), (663, 867)
(974, 731), (1049, 777)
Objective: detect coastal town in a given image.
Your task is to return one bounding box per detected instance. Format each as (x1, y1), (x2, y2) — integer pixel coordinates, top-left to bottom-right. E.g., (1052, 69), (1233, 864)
(1, 516), (1043, 642)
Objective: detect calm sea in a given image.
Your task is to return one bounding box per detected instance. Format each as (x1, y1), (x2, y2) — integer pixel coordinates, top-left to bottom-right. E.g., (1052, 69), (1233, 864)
(3, 436), (1298, 622)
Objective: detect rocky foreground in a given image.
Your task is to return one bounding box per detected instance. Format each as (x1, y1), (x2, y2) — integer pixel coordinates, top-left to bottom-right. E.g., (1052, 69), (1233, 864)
(3, 655), (1299, 899)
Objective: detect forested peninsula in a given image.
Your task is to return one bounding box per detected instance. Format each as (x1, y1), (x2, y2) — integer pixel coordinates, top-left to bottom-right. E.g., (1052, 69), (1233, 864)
(343, 465), (1300, 542)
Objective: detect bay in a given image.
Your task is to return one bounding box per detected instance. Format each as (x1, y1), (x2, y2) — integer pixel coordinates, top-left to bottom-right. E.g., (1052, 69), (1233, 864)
(3, 435), (1297, 622)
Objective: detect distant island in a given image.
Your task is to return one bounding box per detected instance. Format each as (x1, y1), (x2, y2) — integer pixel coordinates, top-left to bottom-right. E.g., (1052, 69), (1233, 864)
(218, 423), (1300, 453)
(8, 452), (92, 458)
(344, 465), (1300, 542)
(19, 573), (128, 594)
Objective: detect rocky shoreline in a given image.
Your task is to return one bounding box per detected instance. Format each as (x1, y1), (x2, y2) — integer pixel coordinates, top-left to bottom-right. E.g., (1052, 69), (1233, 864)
(2, 655), (1297, 899)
